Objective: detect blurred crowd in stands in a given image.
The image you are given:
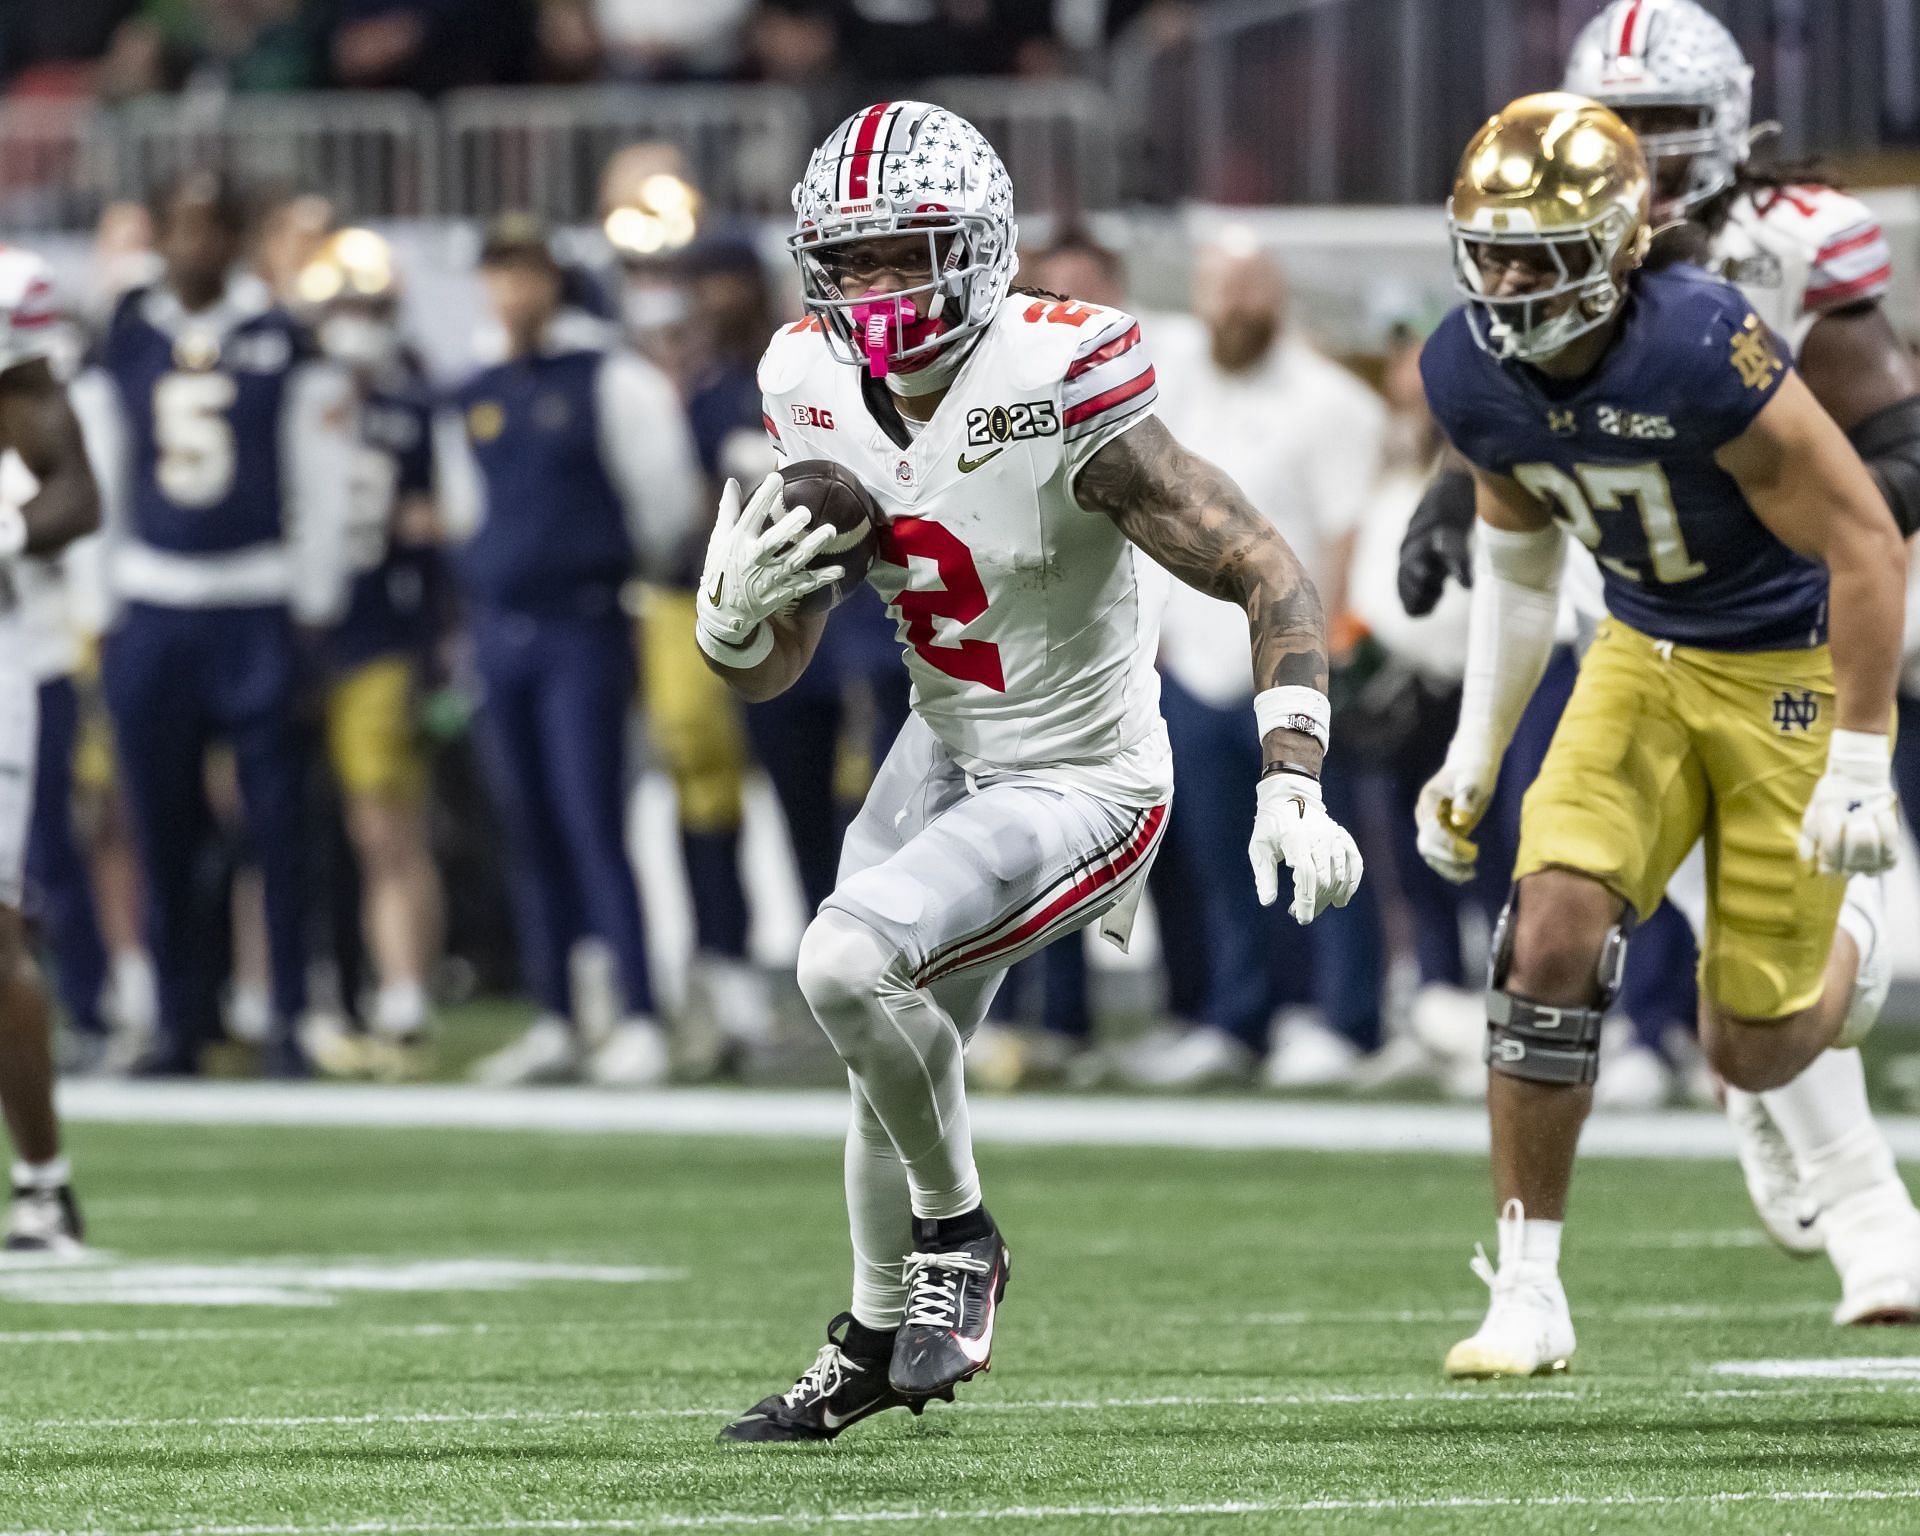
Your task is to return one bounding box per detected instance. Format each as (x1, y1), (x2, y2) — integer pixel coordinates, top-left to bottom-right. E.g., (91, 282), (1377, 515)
(0, 1), (1196, 101)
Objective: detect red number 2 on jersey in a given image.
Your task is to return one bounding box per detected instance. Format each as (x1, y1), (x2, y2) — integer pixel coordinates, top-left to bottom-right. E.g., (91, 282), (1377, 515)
(875, 517), (1006, 692)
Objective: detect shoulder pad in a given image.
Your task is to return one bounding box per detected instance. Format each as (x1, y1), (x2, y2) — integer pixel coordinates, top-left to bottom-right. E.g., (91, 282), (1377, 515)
(757, 316), (832, 398)
(1742, 183), (1878, 254)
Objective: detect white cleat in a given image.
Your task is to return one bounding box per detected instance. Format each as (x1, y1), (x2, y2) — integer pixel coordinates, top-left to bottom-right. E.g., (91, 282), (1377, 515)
(468, 1015), (581, 1086)
(587, 1016), (672, 1087)
(1725, 1088), (1824, 1257)
(1262, 1012), (1359, 1090)
(1834, 872), (1891, 1050)
(1117, 1024), (1256, 1090)
(5, 1185), (87, 1260)
(1828, 1189), (1920, 1326)
(1444, 1201), (1575, 1379)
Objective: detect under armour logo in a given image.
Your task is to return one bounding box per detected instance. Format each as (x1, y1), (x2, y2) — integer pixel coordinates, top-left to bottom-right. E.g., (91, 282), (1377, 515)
(1547, 409), (1578, 436)
(1772, 690), (1819, 733)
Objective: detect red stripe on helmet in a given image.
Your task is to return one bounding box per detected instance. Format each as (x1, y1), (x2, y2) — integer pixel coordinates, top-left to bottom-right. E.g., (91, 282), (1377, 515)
(846, 102), (893, 203)
(1618, 0), (1647, 57)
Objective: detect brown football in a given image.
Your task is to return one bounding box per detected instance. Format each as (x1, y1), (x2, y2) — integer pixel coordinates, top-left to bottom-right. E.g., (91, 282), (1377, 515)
(780, 458), (880, 612)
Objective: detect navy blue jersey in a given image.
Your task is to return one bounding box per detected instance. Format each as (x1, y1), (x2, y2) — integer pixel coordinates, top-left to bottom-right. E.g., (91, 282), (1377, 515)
(449, 348), (633, 618)
(333, 375), (440, 671)
(1422, 265), (1826, 651)
(99, 285), (316, 557)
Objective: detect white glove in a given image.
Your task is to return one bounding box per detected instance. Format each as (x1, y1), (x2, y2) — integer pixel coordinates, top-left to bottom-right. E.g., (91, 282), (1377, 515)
(1249, 770), (1364, 924)
(1799, 729), (1901, 876)
(695, 472), (842, 667)
(0, 503), (24, 562)
(1414, 750), (1498, 886)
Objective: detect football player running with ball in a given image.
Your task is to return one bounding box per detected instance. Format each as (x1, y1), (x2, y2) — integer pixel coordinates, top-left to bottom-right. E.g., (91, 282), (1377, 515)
(703, 101), (1362, 1441)
(1418, 93), (1907, 1379)
(1401, 0), (1920, 1327)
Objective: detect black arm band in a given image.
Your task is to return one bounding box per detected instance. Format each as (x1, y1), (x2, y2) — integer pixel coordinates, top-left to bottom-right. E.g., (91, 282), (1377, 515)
(1848, 395), (1920, 538)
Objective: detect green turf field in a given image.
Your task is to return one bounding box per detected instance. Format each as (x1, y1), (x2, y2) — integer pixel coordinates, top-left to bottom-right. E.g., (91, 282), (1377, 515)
(6, 1120), (1920, 1534)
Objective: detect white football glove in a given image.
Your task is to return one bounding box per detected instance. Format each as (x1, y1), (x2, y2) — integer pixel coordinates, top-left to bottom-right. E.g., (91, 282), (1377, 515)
(695, 472), (843, 666)
(1799, 729), (1901, 876)
(1414, 751), (1498, 886)
(1249, 771), (1364, 924)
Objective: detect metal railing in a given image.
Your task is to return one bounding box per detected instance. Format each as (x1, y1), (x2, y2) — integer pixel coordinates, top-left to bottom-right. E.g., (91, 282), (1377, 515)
(1111, 0), (1914, 207)
(114, 93), (439, 219)
(0, 20), (1913, 240)
(0, 82), (1104, 234)
(441, 85), (810, 222)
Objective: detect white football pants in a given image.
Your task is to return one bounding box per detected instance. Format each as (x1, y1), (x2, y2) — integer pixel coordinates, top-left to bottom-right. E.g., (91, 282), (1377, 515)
(798, 715), (1165, 1328)
(0, 617), (36, 912)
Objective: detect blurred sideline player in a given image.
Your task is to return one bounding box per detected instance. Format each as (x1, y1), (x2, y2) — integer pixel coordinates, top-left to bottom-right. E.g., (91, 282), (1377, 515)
(710, 101), (1360, 1440)
(0, 240), (103, 1247)
(296, 228), (445, 1072)
(438, 214), (700, 1086)
(602, 147), (773, 1066)
(1402, 0), (1920, 1313)
(1128, 236), (1389, 1091)
(1419, 95), (1906, 1377)
(83, 171), (355, 1076)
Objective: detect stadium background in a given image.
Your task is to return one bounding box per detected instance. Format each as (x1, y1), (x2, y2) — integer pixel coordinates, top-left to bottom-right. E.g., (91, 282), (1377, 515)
(6, 5), (1920, 1530)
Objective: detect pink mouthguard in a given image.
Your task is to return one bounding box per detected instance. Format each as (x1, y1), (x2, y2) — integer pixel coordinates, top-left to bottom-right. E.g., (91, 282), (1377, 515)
(850, 297), (919, 378)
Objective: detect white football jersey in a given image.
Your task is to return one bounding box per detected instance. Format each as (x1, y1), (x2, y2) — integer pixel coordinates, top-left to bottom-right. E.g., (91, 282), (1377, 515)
(1710, 182), (1892, 355)
(1565, 182), (1898, 635)
(760, 297), (1172, 807)
(0, 244), (55, 628)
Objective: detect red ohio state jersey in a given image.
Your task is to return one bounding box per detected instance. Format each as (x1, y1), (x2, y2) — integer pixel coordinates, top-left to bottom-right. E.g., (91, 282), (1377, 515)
(760, 297), (1172, 806)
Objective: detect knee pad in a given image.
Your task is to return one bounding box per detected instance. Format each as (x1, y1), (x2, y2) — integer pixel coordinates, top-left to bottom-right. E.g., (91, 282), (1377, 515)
(1484, 887), (1632, 1087)
(796, 909), (897, 1040)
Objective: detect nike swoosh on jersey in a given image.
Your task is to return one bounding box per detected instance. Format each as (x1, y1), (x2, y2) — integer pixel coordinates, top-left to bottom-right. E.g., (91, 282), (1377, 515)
(957, 448), (1006, 474)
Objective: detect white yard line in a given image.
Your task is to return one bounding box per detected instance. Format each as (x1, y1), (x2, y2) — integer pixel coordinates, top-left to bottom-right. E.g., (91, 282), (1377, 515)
(10, 1489), (1920, 1535)
(56, 1080), (1891, 1160)
(15, 1380), (1917, 1434)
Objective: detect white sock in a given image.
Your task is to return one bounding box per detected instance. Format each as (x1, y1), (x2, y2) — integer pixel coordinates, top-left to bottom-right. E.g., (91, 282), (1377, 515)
(800, 910), (982, 1222)
(1497, 1201), (1563, 1271)
(12, 1157), (70, 1191)
(1763, 1049), (1904, 1213)
(110, 950), (157, 1034)
(372, 981), (427, 1038)
(845, 1078), (913, 1331)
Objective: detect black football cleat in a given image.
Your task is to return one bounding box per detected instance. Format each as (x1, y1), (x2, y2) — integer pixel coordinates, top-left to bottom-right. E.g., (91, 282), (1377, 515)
(720, 1313), (937, 1443)
(5, 1183), (86, 1255)
(890, 1210), (1010, 1396)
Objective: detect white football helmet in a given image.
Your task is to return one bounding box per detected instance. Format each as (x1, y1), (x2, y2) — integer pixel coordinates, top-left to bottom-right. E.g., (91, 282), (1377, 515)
(1564, 0), (1753, 221)
(788, 101), (1017, 379)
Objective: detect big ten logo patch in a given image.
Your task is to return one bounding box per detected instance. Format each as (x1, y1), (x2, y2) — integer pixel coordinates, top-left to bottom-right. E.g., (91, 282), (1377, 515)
(1771, 689), (1819, 733)
(965, 401), (1060, 447)
(790, 404), (835, 430)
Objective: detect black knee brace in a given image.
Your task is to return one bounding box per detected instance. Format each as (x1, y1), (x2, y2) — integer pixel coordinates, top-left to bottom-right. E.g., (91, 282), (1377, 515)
(1483, 888), (1632, 1087)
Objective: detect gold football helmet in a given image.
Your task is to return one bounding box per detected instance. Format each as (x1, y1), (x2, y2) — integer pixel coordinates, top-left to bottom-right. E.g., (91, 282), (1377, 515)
(1448, 92), (1652, 363)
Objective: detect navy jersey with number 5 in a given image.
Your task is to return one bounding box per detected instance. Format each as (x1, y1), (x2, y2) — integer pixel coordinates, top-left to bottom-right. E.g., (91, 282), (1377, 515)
(1421, 264), (1826, 652)
(87, 279), (353, 624)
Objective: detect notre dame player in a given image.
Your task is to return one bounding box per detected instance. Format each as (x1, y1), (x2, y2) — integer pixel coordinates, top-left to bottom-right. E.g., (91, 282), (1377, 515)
(1402, 0), (1920, 1324)
(1418, 94), (1906, 1376)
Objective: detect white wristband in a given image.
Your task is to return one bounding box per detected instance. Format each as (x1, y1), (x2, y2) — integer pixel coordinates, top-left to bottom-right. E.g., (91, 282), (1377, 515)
(0, 504), (24, 561)
(1828, 728), (1892, 782)
(696, 616), (775, 670)
(1254, 685), (1331, 753)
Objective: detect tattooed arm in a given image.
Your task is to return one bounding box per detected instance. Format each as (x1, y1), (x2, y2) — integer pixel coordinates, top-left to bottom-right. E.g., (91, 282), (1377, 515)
(1075, 414), (1329, 775)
